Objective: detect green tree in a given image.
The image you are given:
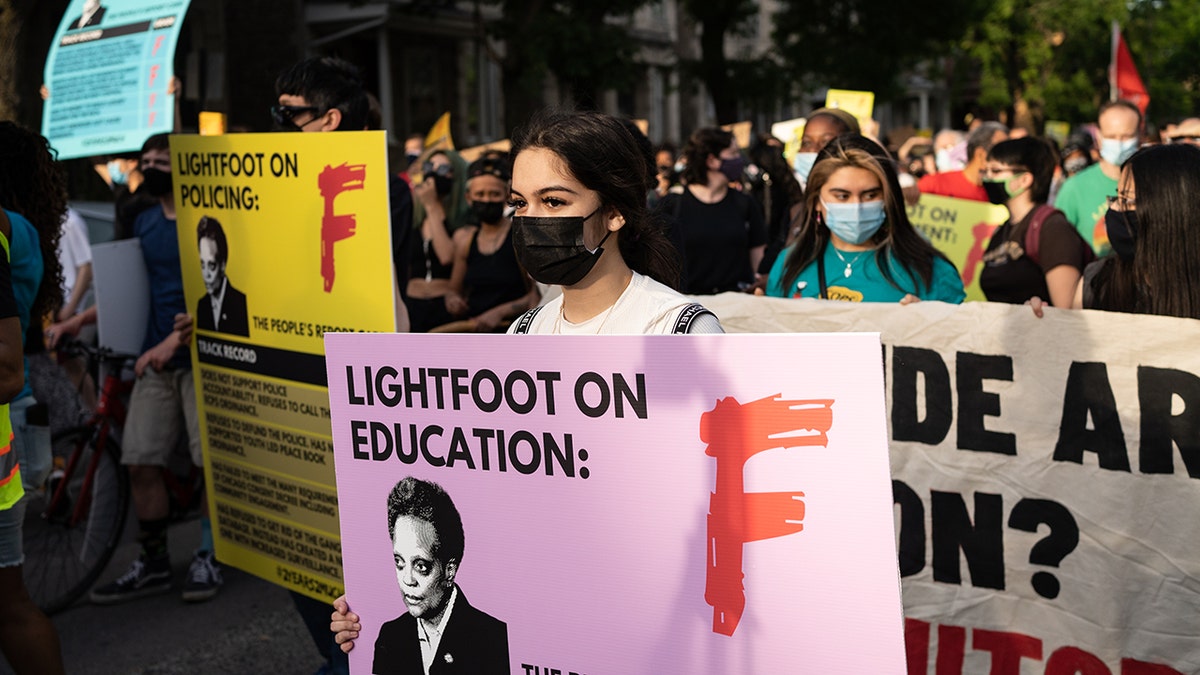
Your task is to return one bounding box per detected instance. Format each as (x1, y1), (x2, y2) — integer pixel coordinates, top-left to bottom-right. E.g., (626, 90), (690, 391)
(677, 0), (759, 124)
(956, 0), (1125, 129)
(475, 0), (651, 132)
(0, 0), (70, 128)
(1127, 0), (1200, 124)
(771, 0), (990, 100)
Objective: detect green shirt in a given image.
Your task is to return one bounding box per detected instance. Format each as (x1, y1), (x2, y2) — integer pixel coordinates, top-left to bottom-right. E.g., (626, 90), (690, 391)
(1053, 163), (1117, 257)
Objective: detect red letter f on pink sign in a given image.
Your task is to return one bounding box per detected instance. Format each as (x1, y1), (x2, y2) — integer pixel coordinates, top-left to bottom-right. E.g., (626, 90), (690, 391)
(701, 394), (834, 636)
(318, 163), (366, 292)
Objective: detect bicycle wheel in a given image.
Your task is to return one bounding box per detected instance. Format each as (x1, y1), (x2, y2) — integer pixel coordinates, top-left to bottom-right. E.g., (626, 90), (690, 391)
(22, 425), (130, 615)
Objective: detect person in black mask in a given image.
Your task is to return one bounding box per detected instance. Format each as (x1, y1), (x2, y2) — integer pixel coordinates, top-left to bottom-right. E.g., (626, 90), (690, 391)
(657, 127), (767, 295)
(979, 137), (1093, 307)
(405, 149), (471, 332)
(438, 156), (539, 332)
(329, 108), (722, 658)
(86, 132), (225, 607)
(1075, 143), (1200, 317)
(501, 110), (723, 334)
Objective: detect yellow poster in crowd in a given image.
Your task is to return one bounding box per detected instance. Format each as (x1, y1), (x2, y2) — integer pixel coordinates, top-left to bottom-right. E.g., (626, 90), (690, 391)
(907, 194), (1008, 302)
(825, 89), (875, 126)
(172, 131), (397, 601)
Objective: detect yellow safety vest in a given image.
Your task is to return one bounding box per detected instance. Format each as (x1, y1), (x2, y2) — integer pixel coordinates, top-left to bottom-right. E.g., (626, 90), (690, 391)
(0, 229), (21, 511)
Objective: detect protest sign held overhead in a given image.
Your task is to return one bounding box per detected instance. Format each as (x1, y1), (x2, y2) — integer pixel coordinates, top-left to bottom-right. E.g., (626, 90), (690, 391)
(172, 130), (396, 602)
(43, 0), (192, 160)
(326, 332), (907, 674)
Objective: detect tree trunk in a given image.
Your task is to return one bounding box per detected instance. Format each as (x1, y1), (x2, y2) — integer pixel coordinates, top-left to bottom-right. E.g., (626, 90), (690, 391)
(698, 17), (737, 124)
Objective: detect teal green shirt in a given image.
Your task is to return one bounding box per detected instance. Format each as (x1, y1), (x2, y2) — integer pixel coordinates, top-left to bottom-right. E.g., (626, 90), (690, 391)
(766, 243), (966, 303)
(1053, 163), (1116, 257)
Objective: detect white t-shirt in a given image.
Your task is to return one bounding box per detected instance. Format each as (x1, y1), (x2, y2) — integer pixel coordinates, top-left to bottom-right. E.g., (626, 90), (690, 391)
(58, 208), (94, 312)
(508, 272), (724, 334)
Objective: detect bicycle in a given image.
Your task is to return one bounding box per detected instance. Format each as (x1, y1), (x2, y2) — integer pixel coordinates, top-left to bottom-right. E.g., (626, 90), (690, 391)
(22, 339), (203, 614)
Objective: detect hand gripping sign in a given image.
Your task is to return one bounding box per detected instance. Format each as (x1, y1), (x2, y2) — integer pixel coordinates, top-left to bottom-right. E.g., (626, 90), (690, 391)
(702, 394), (835, 636)
(319, 163), (366, 292)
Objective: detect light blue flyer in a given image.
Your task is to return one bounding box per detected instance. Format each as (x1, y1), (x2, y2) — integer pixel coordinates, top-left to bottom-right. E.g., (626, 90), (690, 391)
(42, 0), (192, 160)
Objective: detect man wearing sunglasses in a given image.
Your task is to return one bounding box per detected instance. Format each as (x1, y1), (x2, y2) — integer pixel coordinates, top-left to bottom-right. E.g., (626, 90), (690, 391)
(272, 57), (370, 133)
(273, 55), (412, 675)
(272, 56), (412, 326)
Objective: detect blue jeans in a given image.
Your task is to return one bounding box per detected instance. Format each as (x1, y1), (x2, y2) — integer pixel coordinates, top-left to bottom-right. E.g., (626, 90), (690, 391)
(11, 396), (51, 492)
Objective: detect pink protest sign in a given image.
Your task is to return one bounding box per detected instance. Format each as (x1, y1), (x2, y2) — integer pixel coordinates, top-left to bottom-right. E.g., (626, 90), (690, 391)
(325, 332), (905, 674)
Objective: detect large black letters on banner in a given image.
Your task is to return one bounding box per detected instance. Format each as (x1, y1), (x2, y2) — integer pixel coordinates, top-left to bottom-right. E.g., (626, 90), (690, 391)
(891, 347), (952, 445)
(931, 491), (1004, 590)
(1007, 498), (1079, 599)
(1053, 362), (1130, 472)
(955, 352), (1016, 455)
(893, 480), (925, 577)
(1138, 366), (1200, 478)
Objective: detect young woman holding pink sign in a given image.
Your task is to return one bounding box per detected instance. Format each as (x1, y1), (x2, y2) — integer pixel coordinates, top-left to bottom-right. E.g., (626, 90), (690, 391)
(330, 108), (723, 657)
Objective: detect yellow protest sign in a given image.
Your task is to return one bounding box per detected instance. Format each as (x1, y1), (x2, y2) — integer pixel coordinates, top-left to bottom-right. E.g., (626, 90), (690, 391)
(721, 120), (753, 148)
(906, 194), (1008, 302)
(458, 139), (512, 163)
(198, 112), (226, 136)
(771, 116), (807, 166)
(172, 130), (397, 601)
(424, 112), (454, 150)
(825, 89), (875, 127)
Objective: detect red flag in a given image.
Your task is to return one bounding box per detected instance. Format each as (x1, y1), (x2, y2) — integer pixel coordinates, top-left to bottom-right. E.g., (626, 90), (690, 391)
(1110, 21), (1149, 115)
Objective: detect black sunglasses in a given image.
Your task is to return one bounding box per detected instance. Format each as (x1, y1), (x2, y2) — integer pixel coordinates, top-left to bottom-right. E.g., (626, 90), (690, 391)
(270, 104), (321, 129)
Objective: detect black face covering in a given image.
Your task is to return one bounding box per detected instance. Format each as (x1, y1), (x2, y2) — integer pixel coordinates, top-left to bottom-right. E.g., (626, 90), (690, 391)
(471, 201), (506, 224)
(981, 180), (1010, 205)
(1105, 208), (1137, 262)
(433, 175), (454, 197)
(141, 168), (173, 197)
(511, 208), (610, 286)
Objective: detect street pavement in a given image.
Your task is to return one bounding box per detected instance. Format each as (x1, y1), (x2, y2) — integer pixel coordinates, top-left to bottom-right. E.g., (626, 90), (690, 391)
(3, 518), (329, 675)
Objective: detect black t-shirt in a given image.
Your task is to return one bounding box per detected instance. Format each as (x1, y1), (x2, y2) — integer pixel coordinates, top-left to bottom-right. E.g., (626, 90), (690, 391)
(980, 206), (1093, 304)
(659, 188), (767, 295)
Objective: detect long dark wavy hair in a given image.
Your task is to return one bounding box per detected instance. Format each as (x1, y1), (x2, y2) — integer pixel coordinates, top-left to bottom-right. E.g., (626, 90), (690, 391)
(511, 108), (682, 289)
(780, 133), (953, 296)
(0, 121), (66, 321)
(1088, 143), (1200, 319)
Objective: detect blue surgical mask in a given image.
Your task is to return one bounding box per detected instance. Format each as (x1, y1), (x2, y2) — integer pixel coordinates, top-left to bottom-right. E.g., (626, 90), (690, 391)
(108, 160), (128, 186)
(821, 200), (887, 245)
(1100, 138), (1138, 167)
(793, 152), (818, 183)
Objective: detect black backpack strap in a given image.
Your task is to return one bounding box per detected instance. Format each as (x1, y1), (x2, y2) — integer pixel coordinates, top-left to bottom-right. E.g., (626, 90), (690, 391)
(511, 305), (544, 334)
(672, 303), (716, 334)
(816, 243), (829, 299)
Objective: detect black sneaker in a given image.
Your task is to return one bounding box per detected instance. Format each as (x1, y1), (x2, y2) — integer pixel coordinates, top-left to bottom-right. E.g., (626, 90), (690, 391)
(89, 556), (172, 605)
(181, 550), (222, 602)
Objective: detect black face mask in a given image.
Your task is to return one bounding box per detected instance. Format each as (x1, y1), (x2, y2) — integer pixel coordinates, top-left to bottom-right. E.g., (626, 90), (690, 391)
(1105, 208), (1137, 262)
(511, 208), (610, 286)
(433, 175), (454, 197)
(141, 168), (173, 197)
(981, 180), (1010, 205)
(471, 200), (506, 224)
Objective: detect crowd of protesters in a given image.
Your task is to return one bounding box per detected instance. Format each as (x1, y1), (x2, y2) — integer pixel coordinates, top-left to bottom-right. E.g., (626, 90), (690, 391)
(1, 46), (1198, 674)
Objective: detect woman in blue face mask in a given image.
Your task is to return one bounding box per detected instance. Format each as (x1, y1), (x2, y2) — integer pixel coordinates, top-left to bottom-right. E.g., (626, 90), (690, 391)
(656, 127), (768, 295)
(765, 134), (965, 304)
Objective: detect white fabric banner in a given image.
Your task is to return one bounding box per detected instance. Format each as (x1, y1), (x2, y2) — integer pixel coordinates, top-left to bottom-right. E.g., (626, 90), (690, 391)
(703, 294), (1199, 674)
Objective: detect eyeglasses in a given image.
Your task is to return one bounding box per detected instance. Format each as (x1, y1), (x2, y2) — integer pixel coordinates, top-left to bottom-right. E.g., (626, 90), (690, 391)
(1106, 194), (1137, 210)
(270, 104), (321, 130)
(421, 161), (454, 178)
(979, 167), (1025, 179)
